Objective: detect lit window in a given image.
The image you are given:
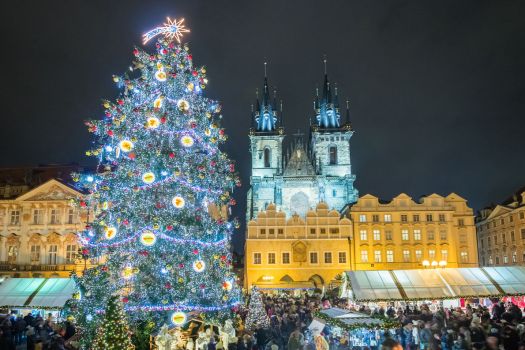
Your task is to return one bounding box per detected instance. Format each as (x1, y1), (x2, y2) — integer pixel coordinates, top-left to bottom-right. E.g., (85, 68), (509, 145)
(310, 252), (318, 264)
(324, 252), (332, 264)
(7, 246), (18, 263)
(441, 250), (448, 261)
(360, 230), (368, 241)
(30, 245), (41, 264)
(66, 245), (77, 263)
(33, 209), (43, 225)
(512, 252), (517, 263)
(268, 253), (276, 264)
(413, 230), (421, 241)
(48, 245), (58, 265)
(403, 250), (410, 262)
(253, 253), (261, 264)
(10, 210), (20, 225)
(460, 251), (468, 263)
(503, 255), (509, 264)
(361, 250), (368, 263)
(338, 252), (347, 264)
(386, 250), (394, 263)
(489, 256), (493, 265)
(415, 250), (422, 262)
(429, 250), (436, 260)
(68, 208), (75, 224)
(373, 230), (381, 241)
(401, 229), (409, 241)
(374, 250), (382, 263)
(359, 214), (367, 222)
(282, 252), (290, 264)
(384, 214), (392, 222)
(50, 209), (60, 224)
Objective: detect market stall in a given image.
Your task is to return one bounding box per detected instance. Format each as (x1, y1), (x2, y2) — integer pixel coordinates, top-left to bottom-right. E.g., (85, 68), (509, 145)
(0, 277), (76, 317)
(310, 307), (398, 348)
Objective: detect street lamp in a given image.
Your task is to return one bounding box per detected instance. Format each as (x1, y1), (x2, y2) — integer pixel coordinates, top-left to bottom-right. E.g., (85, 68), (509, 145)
(422, 260), (430, 268)
(439, 260), (447, 268)
(431, 260), (438, 267)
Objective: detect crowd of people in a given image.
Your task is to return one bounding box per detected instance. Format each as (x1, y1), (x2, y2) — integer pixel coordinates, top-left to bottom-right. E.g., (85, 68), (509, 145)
(235, 294), (525, 350)
(0, 311), (77, 350)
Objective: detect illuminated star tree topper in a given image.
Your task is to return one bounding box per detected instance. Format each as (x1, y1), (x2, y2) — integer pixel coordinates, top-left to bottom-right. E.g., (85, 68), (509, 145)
(142, 17), (190, 44)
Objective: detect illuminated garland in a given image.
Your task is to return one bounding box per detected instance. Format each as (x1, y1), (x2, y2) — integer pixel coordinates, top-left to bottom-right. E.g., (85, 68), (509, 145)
(95, 300), (240, 314)
(313, 311), (400, 331)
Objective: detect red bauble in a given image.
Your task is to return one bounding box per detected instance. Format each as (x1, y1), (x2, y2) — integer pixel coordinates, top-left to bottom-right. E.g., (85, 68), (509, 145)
(200, 284), (205, 289)
(188, 54), (193, 60)
(221, 255), (227, 261)
(149, 55), (155, 61)
(107, 130), (114, 136)
(80, 201), (87, 207)
(105, 111), (112, 117)
(192, 70), (198, 77)
(219, 129), (225, 136)
(192, 249), (199, 255)
(160, 116), (167, 124)
(169, 42), (175, 49)
(166, 225), (173, 230)
(179, 263), (184, 268)
(133, 48), (139, 56)
(128, 153), (136, 160)
(117, 99), (124, 105)
(229, 199), (236, 206)
(162, 49), (168, 55)
(122, 297), (129, 303)
(101, 266), (108, 272)
(165, 282), (172, 289)
(190, 122), (197, 129)
(210, 160), (216, 167)
(123, 219), (129, 226)
(82, 249), (89, 255)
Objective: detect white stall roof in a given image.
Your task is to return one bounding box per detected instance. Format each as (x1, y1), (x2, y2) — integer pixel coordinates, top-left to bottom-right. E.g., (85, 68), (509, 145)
(439, 268), (499, 297)
(347, 270), (402, 301)
(393, 269), (453, 300)
(0, 278), (46, 307)
(28, 278), (76, 308)
(483, 266), (525, 295)
(345, 267), (525, 302)
(0, 278), (76, 308)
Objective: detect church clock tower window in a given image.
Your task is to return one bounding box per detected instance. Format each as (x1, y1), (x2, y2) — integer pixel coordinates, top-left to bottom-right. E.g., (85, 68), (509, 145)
(329, 146), (337, 165)
(264, 147), (271, 168)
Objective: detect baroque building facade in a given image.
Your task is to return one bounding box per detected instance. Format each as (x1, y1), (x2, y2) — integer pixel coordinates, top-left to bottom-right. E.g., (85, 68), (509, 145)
(0, 166), (89, 278)
(476, 188), (525, 266)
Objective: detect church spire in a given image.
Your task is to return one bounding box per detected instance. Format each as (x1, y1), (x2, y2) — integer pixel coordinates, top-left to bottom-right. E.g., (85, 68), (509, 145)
(253, 62), (279, 132)
(314, 58), (341, 129)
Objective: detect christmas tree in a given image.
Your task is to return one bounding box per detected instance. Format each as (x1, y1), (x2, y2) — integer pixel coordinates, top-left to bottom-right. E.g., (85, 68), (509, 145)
(72, 17), (241, 344)
(92, 295), (135, 350)
(245, 288), (270, 331)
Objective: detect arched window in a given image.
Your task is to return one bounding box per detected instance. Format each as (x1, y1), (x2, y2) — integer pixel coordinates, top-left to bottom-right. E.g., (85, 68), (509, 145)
(329, 146), (337, 165)
(264, 147), (271, 168)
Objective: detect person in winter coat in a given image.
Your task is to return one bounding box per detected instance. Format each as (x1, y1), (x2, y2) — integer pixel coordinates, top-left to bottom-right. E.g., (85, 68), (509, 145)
(419, 323), (432, 350)
(288, 328), (305, 350)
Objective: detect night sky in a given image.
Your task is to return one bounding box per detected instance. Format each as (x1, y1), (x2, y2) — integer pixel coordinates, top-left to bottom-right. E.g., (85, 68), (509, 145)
(1, 1), (524, 251)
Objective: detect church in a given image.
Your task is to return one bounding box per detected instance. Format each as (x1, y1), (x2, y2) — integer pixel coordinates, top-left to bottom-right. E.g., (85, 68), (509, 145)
(244, 67), (479, 292)
(246, 68), (358, 220)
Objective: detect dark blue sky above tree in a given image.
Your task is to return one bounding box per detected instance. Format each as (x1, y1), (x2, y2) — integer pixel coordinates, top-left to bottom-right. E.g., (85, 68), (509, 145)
(1, 1), (524, 250)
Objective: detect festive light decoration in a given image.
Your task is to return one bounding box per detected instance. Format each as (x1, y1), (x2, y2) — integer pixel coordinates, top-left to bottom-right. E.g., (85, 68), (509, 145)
(171, 311), (187, 325)
(140, 231), (157, 246)
(142, 172), (156, 184)
(146, 117), (160, 129)
(171, 195), (185, 208)
(92, 295), (134, 350)
(72, 18), (241, 346)
(180, 135), (194, 147)
(245, 287), (270, 331)
(104, 227), (117, 240)
(155, 69), (167, 82)
(142, 17), (190, 44)
(192, 260), (206, 273)
(119, 140), (134, 153)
